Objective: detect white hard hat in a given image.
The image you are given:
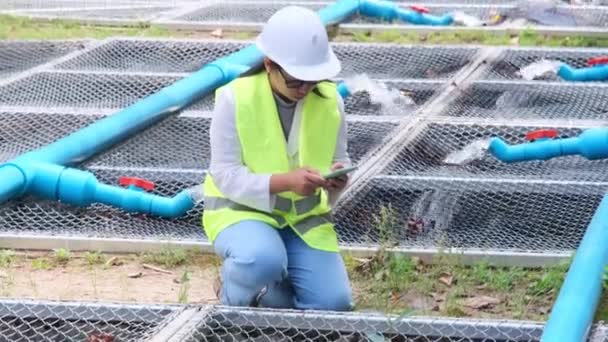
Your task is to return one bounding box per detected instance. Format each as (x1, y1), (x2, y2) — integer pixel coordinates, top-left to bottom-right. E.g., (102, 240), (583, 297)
(256, 6), (341, 81)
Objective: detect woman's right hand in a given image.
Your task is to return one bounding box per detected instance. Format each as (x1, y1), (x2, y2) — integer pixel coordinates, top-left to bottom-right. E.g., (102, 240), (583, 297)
(270, 168), (327, 196)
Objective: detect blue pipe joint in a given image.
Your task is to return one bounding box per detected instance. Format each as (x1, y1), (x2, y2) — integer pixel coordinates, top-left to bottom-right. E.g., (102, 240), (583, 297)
(489, 127), (608, 163)
(337, 82), (351, 98)
(558, 63), (608, 82)
(208, 58), (253, 84)
(359, 0), (453, 25)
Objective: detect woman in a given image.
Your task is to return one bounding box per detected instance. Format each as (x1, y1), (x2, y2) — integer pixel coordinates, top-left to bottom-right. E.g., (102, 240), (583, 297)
(203, 5), (353, 311)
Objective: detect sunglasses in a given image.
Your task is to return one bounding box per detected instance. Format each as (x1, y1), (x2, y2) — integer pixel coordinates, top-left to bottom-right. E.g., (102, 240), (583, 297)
(277, 67), (318, 89)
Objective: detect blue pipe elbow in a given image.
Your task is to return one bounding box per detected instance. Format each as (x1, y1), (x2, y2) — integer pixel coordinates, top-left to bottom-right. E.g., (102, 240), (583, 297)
(558, 64), (608, 82)
(16, 162), (195, 218)
(397, 9), (453, 26)
(337, 82), (351, 98)
(489, 127), (608, 163)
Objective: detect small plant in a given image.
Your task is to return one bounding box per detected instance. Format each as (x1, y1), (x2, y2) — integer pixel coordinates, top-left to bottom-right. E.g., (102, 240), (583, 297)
(53, 248), (71, 265)
(178, 270), (192, 304)
(142, 247), (189, 268)
(373, 204), (398, 247)
(32, 257), (51, 270)
(528, 262), (569, 296)
(84, 251), (106, 266)
(0, 250), (16, 268)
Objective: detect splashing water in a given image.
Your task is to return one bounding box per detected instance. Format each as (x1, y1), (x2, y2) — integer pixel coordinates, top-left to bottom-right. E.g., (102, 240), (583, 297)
(342, 74), (415, 116)
(407, 189), (460, 236)
(452, 11), (484, 27)
(443, 138), (491, 165)
(517, 59), (563, 81)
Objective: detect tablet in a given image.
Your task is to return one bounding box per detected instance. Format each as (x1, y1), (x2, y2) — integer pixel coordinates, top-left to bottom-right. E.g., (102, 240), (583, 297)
(323, 165), (358, 180)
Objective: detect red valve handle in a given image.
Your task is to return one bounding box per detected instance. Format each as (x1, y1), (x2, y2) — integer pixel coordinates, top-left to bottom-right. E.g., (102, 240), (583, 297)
(525, 128), (559, 141)
(118, 176), (155, 191)
(410, 4), (430, 14)
(587, 56), (608, 66)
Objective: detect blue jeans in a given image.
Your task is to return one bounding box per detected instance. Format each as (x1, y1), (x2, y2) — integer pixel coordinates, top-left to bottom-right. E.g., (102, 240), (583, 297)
(214, 220), (353, 311)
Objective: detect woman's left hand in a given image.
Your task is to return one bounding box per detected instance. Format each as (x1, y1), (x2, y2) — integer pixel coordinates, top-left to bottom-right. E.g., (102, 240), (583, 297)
(325, 163), (349, 193)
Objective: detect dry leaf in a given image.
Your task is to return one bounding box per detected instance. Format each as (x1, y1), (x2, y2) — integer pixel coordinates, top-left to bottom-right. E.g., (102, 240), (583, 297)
(127, 272), (143, 279)
(211, 29), (223, 38)
(460, 295), (501, 309)
(105, 256), (122, 267)
(438, 273), (454, 286)
(142, 263), (173, 275)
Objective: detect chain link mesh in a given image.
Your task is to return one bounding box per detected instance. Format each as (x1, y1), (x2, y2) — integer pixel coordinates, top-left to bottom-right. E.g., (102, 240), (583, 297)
(0, 41), (88, 78)
(482, 48), (608, 81)
(171, 2), (608, 28)
(175, 306), (545, 342)
(437, 81), (608, 120)
(24, 6), (177, 21)
(3, 300), (608, 341)
(0, 71), (190, 110)
(0, 299), (181, 342)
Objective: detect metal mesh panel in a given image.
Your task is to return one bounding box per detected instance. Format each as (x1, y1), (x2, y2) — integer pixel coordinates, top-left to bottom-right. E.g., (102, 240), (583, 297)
(0, 299), (181, 342)
(382, 123), (608, 181)
(175, 306), (544, 341)
(438, 81), (608, 119)
(482, 48), (608, 81)
(0, 71), (198, 110)
(0, 41), (88, 78)
(0, 168), (205, 240)
(55, 40), (246, 73)
(1, 0), (172, 10)
(55, 39), (477, 80)
(503, 4), (608, 27)
(177, 2), (326, 24)
(335, 176), (601, 252)
(0, 111), (98, 163)
(334, 121), (607, 252)
(334, 44), (479, 80)
(24, 6), (176, 20)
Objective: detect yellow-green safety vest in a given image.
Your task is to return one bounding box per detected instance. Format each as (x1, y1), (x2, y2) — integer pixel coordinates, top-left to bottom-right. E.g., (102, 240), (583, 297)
(202, 71), (341, 252)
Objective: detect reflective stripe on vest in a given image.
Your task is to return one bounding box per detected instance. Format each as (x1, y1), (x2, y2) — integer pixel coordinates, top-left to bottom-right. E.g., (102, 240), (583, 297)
(204, 196), (332, 235)
(293, 213), (332, 235)
(204, 197), (287, 227)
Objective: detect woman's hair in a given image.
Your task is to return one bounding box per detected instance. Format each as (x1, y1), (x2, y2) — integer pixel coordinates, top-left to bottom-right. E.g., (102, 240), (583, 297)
(239, 59), (330, 99)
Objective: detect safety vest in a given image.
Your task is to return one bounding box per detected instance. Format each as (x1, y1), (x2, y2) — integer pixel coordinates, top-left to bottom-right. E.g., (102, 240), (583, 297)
(202, 72), (342, 252)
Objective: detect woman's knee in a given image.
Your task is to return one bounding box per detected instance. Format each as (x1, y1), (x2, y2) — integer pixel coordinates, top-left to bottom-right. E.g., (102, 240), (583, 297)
(216, 220), (288, 285)
(316, 284), (353, 311)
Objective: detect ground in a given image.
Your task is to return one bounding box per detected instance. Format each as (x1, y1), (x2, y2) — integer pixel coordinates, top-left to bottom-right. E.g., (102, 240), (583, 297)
(1, 12), (608, 322)
(0, 247), (597, 322)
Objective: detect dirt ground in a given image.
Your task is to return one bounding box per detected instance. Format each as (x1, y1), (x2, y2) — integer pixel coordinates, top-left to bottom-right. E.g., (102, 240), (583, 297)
(0, 251), (219, 305)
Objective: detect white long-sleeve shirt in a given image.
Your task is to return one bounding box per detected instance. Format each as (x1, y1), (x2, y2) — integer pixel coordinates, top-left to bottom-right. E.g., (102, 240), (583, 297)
(208, 85), (351, 214)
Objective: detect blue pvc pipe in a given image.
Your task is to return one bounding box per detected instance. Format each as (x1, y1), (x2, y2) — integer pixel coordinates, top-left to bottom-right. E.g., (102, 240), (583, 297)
(558, 64), (608, 82)
(359, 0), (453, 25)
(541, 194), (608, 342)
(489, 127), (608, 163)
(18, 161), (195, 218)
(337, 82), (351, 98)
(0, 165), (27, 203)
